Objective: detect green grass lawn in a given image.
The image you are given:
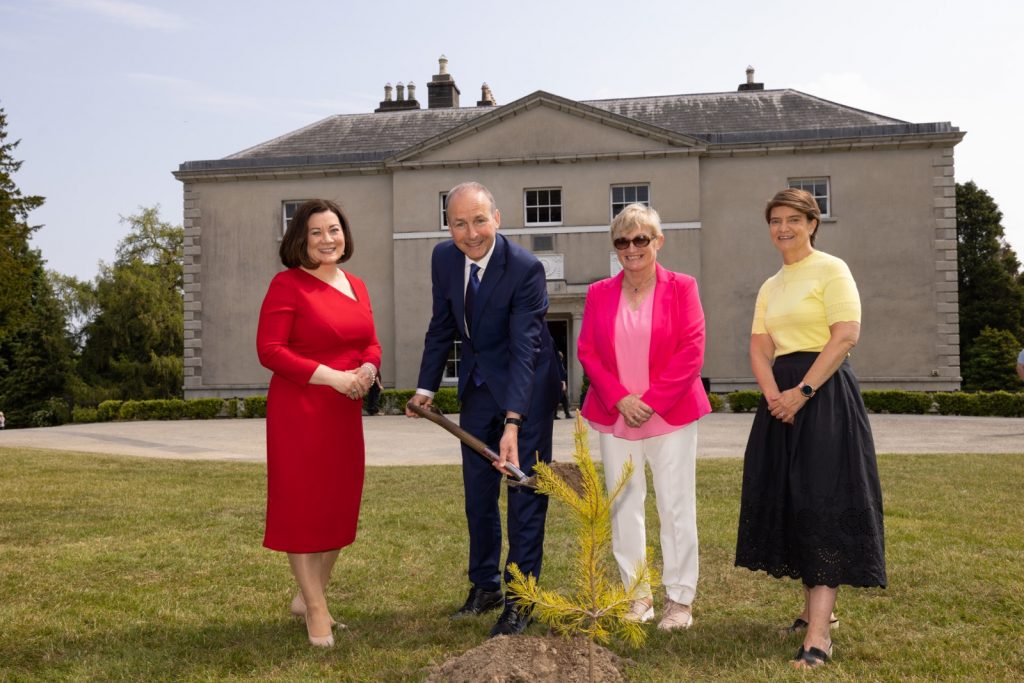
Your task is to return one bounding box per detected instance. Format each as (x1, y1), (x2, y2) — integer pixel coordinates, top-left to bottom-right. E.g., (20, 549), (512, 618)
(0, 448), (1022, 682)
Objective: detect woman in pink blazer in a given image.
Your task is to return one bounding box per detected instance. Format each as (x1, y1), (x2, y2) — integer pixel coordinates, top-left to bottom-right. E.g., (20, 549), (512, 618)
(578, 203), (711, 631)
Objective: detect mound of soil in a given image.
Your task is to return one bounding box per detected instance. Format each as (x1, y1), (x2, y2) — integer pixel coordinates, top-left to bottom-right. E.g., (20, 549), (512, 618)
(423, 634), (629, 682)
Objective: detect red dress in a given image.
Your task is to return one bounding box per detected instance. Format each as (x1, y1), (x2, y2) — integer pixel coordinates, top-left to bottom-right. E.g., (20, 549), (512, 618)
(256, 268), (381, 553)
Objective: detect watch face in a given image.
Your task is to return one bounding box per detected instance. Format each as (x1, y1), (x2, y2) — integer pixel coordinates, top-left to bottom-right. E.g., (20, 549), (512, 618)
(801, 385), (814, 397)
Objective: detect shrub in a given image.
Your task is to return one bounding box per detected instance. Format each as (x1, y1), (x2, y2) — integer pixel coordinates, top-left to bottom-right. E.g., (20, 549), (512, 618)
(379, 389), (416, 415)
(934, 392), (981, 416)
(97, 400), (123, 422)
(974, 391), (1024, 418)
(118, 400), (142, 421)
(707, 393), (725, 412)
(225, 398), (239, 418)
(29, 398), (70, 427)
(72, 406), (100, 423)
(243, 396), (267, 418)
(579, 374), (591, 406)
(185, 398), (225, 420)
(432, 388), (461, 414)
(727, 390), (762, 413)
(962, 327), (1022, 391)
(862, 391), (934, 415)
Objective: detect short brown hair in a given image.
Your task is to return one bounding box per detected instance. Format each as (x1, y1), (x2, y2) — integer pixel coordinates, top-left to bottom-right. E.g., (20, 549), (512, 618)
(279, 199), (353, 268)
(765, 188), (820, 246)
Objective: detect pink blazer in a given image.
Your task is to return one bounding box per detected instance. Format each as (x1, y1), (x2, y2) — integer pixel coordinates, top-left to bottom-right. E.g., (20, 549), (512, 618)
(578, 263), (711, 428)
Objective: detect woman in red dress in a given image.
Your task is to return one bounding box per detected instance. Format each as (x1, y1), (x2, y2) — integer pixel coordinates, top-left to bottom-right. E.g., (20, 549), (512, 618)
(256, 199), (381, 648)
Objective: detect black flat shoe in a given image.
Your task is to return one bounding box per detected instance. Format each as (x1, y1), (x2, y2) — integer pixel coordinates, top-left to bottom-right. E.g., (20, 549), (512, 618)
(780, 616), (839, 635)
(452, 586), (504, 619)
(791, 642), (833, 669)
(489, 602), (533, 637)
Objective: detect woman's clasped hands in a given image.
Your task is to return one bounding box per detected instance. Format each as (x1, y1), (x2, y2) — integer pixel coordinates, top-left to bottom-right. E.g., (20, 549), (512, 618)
(766, 387), (806, 425)
(615, 393), (654, 428)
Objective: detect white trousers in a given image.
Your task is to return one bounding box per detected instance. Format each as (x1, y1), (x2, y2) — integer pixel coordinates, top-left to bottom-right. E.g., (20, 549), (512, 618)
(599, 422), (699, 605)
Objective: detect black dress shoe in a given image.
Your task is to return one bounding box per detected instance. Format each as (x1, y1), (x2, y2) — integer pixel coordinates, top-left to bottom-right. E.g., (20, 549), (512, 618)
(452, 586), (504, 619)
(489, 602), (533, 637)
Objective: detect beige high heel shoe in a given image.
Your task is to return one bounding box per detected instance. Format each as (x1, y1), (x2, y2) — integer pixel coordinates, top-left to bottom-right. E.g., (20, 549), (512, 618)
(304, 613), (335, 648)
(291, 593), (346, 630)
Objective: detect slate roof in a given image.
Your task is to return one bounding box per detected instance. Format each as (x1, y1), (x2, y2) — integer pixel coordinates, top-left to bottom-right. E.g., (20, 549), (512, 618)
(177, 88), (958, 174)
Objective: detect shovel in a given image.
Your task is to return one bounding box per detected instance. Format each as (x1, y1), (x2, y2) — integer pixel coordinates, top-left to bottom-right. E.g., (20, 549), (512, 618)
(406, 401), (538, 488)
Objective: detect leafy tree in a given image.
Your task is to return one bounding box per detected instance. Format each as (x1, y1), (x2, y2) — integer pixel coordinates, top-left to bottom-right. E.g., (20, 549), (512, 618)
(0, 104), (73, 427)
(76, 207), (183, 400)
(961, 326), (1022, 392)
(956, 182), (1024, 348)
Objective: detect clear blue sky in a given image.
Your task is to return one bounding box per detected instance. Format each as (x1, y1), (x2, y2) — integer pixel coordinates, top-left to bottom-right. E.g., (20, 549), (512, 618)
(2, 0), (1022, 281)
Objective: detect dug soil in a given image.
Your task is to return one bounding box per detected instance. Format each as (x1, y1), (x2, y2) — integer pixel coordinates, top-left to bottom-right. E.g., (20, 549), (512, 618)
(423, 634), (629, 682)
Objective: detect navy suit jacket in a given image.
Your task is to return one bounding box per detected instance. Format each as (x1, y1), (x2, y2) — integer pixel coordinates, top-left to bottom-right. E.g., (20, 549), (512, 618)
(417, 233), (560, 419)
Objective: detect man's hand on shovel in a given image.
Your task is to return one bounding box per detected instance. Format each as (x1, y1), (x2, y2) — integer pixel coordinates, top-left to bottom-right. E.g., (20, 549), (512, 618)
(497, 416), (521, 477)
(405, 393), (432, 417)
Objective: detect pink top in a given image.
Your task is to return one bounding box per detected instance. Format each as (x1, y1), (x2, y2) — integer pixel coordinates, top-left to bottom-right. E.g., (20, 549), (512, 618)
(589, 290), (676, 440)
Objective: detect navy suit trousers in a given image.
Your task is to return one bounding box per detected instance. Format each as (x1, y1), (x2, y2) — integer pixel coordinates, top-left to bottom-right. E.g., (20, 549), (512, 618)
(458, 381), (552, 591)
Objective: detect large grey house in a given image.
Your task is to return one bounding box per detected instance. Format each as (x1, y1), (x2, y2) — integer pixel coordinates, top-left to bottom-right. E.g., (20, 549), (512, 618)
(174, 58), (964, 400)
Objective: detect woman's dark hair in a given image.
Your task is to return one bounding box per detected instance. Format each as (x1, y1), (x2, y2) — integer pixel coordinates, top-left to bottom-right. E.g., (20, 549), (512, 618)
(765, 188), (821, 246)
(279, 199), (354, 268)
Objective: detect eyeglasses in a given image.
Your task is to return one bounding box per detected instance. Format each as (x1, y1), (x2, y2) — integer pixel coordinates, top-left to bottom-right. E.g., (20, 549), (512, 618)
(613, 235), (652, 250)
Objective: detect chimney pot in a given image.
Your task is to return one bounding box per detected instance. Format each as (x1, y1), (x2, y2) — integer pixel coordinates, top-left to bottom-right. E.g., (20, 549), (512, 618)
(428, 55), (460, 108)
(384, 82), (393, 101)
(407, 81), (417, 101)
(438, 54), (448, 75)
(396, 82), (405, 101)
(738, 66), (764, 92)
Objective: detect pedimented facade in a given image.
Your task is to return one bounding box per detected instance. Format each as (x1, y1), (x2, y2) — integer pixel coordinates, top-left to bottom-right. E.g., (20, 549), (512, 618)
(175, 62), (964, 400)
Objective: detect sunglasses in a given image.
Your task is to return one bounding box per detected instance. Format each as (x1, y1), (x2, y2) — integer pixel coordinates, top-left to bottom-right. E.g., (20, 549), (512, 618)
(613, 235), (653, 250)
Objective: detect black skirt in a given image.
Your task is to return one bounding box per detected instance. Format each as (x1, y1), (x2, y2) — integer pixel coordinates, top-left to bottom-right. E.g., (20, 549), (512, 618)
(735, 352), (887, 588)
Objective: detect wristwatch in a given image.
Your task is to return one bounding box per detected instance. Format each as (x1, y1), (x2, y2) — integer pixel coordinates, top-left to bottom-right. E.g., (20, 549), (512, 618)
(798, 382), (816, 398)
(504, 417), (524, 427)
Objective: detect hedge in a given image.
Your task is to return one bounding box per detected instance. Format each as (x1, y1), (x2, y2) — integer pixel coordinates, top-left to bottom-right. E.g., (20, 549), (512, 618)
(37, 388), (1024, 424)
(861, 390), (933, 415)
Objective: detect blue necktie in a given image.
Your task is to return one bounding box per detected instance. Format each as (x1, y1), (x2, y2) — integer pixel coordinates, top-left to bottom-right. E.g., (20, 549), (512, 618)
(465, 264), (485, 386)
(465, 263), (480, 332)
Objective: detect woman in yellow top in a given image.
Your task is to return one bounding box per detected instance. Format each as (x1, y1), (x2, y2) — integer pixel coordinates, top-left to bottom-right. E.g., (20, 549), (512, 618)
(735, 188), (886, 669)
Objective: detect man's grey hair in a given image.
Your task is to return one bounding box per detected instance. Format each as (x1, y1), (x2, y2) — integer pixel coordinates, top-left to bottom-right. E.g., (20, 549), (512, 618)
(446, 181), (497, 216)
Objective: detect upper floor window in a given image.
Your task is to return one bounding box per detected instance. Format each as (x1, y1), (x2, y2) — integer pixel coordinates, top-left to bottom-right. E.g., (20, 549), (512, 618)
(524, 188), (562, 226)
(439, 191), (449, 230)
(282, 200), (306, 235)
(611, 184), (650, 219)
(788, 178), (830, 217)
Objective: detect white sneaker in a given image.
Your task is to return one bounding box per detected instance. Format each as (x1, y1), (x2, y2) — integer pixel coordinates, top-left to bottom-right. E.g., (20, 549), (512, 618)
(624, 598), (654, 623)
(658, 600), (693, 630)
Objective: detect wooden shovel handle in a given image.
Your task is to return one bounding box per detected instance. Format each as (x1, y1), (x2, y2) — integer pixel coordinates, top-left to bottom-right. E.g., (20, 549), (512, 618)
(406, 401), (531, 483)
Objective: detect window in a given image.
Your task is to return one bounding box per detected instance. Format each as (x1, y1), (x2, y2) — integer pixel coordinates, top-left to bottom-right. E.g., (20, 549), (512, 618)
(442, 339), (461, 383)
(611, 184), (650, 219)
(282, 200), (306, 235)
(524, 188), (562, 226)
(788, 178), (830, 217)
(439, 192), (449, 230)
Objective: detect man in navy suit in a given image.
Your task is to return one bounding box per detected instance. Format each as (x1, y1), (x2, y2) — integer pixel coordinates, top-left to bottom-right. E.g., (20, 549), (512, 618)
(406, 181), (560, 636)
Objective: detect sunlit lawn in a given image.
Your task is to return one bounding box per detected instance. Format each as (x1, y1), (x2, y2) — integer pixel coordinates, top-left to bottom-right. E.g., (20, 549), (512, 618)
(0, 447), (1021, 681)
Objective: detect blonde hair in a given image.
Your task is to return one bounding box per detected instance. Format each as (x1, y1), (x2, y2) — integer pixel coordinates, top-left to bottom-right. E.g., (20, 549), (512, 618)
(610, 203), (662, 239)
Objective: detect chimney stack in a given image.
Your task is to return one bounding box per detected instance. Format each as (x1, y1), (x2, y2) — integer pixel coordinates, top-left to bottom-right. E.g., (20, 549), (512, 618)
(375, 79), (420, 112)
(477, 82), (496, 107)
(738, 65), (764, 91)
(427, 54), (460, 109)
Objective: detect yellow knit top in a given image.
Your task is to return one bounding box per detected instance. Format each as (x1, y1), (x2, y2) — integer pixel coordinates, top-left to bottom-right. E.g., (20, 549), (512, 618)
(751, 250), (861, 357)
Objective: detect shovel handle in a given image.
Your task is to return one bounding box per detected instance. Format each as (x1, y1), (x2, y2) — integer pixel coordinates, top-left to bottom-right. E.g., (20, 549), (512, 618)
(406, 401), (531, 483)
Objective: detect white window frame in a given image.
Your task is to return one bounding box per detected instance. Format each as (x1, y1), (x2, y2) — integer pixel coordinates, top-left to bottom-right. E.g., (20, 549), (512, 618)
(610, 183), (651, 220)
(788, 178), (831, 217)
(282, 200), (306, 235)
(439, 191), (449, 230)
(442, 339), (461, 384)
(524, 188), (562, 227)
